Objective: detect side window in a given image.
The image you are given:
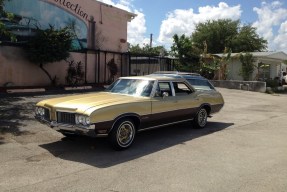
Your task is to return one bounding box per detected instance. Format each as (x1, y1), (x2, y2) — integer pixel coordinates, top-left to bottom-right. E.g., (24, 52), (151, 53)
(173, 82), (192, 96)
(187, 79), (214, 90)
(157, 82), (172, 97)
(141, 81), (155, 97)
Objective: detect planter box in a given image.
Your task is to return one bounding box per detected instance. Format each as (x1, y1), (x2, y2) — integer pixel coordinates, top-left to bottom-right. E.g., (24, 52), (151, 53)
(210, 80), (266, 93)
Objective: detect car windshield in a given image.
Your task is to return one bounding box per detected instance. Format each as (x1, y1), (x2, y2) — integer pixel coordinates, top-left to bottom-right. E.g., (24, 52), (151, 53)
(187, 79), (214, 90)
(106, 79), (155, 97)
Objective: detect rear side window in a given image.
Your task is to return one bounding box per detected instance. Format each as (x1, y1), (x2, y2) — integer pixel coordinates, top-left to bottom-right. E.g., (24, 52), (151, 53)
(173, 82), (192, 96)
(187, 79), (214, 90)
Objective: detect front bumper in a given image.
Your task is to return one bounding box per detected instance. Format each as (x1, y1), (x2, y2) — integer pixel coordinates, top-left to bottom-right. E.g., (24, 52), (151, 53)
(35, 115), (97, 137)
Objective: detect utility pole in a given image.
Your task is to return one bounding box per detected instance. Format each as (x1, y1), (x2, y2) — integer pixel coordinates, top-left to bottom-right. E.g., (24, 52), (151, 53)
(150, 33), (153, 48)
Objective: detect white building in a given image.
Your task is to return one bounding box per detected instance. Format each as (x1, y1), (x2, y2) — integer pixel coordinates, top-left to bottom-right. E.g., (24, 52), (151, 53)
(215, 52), (287, 81)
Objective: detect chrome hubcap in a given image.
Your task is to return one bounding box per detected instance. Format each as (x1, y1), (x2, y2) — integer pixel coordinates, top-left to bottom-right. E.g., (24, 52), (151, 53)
(117, 122), (134, 146)
(198, 109), (207, 127)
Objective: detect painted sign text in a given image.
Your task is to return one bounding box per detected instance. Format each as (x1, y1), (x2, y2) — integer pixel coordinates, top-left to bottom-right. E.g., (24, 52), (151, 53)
(54, 0), (89, 20)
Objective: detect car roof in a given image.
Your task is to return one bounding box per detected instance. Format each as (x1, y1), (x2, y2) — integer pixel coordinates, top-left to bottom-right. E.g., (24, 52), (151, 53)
(152, 71), (201, 76)
(180, 75), (206, 80)
(148, 73), (207, 80)
(120, 75), (186, 82)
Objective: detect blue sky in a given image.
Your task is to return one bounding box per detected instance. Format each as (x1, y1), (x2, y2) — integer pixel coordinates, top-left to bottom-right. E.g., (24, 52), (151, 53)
(96, 0), (287, 52)
(134, 0), (259, 36)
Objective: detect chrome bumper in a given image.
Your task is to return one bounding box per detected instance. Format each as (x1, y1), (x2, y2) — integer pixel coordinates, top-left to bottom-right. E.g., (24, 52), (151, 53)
(35, 115), (97, 137)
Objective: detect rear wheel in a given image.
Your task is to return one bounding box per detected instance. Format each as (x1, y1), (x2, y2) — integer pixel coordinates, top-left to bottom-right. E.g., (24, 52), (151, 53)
(109, 118), (136, 150)
(193, 108), (208, 128)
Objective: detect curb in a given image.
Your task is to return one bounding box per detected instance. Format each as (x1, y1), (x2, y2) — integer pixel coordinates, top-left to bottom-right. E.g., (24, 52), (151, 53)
(0, 86), (105, 97)
(64, 86), (93, 90)
(7, 88), (46, 93)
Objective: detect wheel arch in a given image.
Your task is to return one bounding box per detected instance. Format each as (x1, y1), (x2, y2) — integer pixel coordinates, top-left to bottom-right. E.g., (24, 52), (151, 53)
(109, 113), (141, 134)
(199, 103), (211, 115)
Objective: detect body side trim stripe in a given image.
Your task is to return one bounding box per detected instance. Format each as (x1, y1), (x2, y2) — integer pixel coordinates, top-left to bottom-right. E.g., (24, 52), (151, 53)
(138, 118), (194, 132)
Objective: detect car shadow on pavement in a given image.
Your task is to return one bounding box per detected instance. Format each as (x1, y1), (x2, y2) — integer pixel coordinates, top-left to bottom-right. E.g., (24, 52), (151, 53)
(40, 121), (234, 168)
(0, 97), (35, 142)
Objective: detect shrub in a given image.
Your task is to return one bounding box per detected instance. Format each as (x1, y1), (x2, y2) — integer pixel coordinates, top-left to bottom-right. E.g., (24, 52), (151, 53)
(65, 60), (85, 86)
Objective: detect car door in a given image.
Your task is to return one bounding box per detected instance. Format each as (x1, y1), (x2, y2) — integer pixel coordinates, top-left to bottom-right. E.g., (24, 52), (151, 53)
(172, 81), (201, 120)
(150, 80), (200, 127)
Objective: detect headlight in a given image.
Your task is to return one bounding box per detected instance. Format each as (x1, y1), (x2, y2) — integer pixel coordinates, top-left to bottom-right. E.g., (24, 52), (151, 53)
(40, 108), (45, 115)
(75, 114), (90, 125)
(35, 107), (39, 115)
(85, 116), (90, 125)
(75, 115), (79, 124)
(35, 107), (45, 116)
(79, 115), (85, 124)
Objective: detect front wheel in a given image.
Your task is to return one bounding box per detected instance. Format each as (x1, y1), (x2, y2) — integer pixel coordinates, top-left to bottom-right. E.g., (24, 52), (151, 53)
(109, 118), (136, 150)
(193, 108), (208, 129)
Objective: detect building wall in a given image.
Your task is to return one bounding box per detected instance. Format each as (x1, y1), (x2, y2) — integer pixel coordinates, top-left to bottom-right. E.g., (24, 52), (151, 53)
(227, 59), (243, 80)
(227, 58), (282, 81)
(0, 0), (134, 87)
(0, 46), (87, 86)
(45, 0), (131, 52)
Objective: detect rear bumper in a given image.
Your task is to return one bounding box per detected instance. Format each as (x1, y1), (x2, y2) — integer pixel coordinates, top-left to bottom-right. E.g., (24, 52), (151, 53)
(35, 115), (97, 137)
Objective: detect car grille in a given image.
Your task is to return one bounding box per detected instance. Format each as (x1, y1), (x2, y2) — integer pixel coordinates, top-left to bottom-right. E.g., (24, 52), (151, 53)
(44, 108), (50, 121)
(57, 112), (75, 124)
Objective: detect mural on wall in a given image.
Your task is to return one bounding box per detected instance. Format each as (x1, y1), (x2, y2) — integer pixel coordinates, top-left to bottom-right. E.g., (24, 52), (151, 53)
(1, 0), (87, 50)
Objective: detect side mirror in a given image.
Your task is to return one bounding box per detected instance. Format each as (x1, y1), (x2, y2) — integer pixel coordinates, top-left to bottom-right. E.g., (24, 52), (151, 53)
(162, 92), (169, 98)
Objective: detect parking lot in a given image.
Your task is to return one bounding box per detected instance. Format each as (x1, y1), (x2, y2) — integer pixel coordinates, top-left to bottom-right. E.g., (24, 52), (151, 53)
(0, 88), (287, 192)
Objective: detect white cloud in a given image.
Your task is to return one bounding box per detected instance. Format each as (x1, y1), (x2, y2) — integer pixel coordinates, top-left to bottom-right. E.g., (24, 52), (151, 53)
(158, 2), (242, 45)
(252, 1), (287, 51)
(96, 0), (147, 45)
(96, 0), (132, 11)
(274, 21), (287, 50)
(127, 10), (148, 45)
(271, 1), (283, 8)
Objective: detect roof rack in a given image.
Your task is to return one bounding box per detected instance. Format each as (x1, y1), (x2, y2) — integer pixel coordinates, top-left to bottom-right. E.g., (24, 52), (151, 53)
(153, 71), (201, 76)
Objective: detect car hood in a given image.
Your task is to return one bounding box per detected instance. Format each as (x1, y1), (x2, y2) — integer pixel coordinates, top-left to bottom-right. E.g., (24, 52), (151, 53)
(37, 92), (147, 113)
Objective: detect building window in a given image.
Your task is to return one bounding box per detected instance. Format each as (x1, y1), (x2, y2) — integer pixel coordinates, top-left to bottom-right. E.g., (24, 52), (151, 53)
(258, 62), (270, 80)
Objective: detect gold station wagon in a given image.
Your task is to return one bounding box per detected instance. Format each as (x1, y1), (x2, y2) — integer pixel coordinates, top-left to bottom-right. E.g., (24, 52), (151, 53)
(35, 76), (224, 150)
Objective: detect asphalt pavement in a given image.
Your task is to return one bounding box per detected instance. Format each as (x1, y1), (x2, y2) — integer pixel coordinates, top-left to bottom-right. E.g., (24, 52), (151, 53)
(0, 88), (287, 192)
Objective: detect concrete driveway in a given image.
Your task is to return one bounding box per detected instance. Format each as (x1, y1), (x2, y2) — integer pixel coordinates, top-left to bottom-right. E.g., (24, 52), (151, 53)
(0, 88), (287, 192)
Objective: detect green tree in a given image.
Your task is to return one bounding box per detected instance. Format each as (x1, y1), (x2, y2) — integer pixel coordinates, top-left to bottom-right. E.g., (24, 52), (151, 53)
(128, 44), (167, 56)
(0, 0), (6, 34)
(0, 0), (16, 43)
(231, 25), (267, 52)
(128, 44), (143, 54)
(191, 19), (267, 54)
(192, 19), (238, 54)
(170, 34), (201, 72)
(65, 60), (85, 86)
(107, 58), (118, 83)
(24, 26), (73, 85)
(239, 53), (254, 81)
(200, 48), (232, 80)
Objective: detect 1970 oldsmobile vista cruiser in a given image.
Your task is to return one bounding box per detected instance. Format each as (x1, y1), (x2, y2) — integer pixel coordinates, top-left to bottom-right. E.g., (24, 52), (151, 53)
(35, 76), (224, 150)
